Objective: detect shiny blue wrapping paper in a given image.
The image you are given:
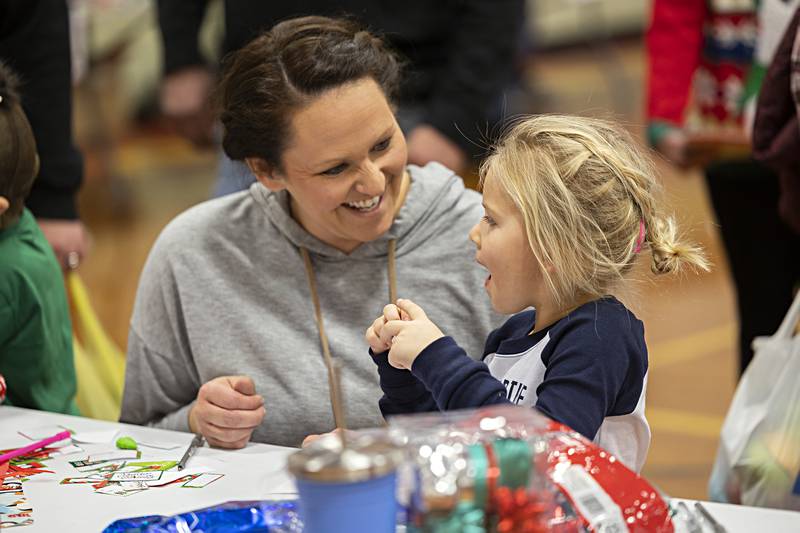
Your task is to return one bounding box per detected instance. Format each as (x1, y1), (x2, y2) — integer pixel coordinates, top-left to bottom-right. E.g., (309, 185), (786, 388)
(102, 500), (302, 533)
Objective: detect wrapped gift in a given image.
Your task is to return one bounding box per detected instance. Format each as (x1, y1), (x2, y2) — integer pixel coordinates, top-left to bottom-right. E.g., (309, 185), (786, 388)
(388, 405), (675, 533)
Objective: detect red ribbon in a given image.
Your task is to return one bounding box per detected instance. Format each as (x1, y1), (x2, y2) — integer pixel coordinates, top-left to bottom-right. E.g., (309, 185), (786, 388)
(493, 486), (551, 533)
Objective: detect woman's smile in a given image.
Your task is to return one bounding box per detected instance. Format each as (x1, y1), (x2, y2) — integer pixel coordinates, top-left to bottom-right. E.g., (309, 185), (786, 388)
(343, 194), (382, 212)
(342, 194), (383, 216)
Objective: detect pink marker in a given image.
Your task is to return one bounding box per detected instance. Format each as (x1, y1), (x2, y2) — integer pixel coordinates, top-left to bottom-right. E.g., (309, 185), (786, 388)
(0, 430), (72, 464)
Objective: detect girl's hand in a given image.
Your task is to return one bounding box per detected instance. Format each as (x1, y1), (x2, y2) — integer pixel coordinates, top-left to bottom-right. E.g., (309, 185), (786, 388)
(365, 304), (402, 353)
(379, 299), (444, 370)
(366, 315), (391, 353)
(301, 428), (347, 448)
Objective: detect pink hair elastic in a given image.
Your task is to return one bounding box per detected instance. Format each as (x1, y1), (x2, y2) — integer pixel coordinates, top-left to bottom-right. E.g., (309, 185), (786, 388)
(634, 220), (646, 253)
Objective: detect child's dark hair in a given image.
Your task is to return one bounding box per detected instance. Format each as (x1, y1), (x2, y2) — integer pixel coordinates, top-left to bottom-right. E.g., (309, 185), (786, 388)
(0, 61), (39, 229)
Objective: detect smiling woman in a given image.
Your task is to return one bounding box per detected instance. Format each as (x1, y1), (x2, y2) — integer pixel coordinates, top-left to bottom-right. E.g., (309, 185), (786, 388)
(247, 78), (410, 253)
(119, 16), (502, 449)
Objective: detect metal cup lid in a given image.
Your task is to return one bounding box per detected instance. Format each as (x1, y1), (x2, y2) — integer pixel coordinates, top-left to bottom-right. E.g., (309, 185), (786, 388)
(288, 431), (404, 483)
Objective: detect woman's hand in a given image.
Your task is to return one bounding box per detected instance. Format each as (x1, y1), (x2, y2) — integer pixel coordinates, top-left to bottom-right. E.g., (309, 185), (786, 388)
(378, 299), (443, 370)
(188, 375), (266, 449)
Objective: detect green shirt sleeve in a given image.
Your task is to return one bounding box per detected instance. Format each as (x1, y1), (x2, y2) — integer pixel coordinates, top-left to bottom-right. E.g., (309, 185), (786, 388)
(0, 291), (14, 348)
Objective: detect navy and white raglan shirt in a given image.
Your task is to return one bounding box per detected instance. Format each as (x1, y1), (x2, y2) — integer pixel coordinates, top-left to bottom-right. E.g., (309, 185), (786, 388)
(372, 296), (651, 472)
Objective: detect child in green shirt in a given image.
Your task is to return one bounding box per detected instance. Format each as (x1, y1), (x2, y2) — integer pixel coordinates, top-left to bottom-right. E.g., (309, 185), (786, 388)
(0, 61), (78, 415)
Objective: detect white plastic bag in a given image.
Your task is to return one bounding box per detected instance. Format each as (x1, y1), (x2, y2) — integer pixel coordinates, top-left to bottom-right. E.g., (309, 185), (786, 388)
(709, 290), (800, 510)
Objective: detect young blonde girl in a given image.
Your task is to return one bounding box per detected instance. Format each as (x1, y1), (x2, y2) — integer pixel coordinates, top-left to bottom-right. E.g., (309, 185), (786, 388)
(366, 114), (709, 472)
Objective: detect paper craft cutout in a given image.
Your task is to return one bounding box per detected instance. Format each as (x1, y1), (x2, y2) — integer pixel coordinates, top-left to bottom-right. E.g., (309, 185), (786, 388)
(182, 473), (224, 488)
(60, 476), (106, 485)
(109, 471), (162, 482)
(0, 479), (33, 528)
(17, 426), (69, 441)
(86, 450), (139, 462)
(71, 430), (119, 445)
(95, 485), (146, 497)
(48, 445), (83, 457)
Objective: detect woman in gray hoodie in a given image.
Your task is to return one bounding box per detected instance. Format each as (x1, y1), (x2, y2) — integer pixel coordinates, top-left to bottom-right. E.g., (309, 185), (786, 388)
(119, 16), (502, 448)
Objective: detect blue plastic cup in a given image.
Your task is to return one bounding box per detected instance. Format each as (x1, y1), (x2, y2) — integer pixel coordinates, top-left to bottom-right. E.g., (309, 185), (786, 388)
(295, 471), (397, 533)
(288, 433), (402, 533)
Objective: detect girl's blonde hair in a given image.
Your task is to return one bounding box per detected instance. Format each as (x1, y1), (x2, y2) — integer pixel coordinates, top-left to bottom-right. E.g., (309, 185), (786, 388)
(483, 114), (709, 309)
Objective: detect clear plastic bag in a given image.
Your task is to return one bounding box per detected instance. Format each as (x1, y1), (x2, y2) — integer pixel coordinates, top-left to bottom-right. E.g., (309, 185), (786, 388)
(388, 405), (674, 532)
(709, 291), (800, 510)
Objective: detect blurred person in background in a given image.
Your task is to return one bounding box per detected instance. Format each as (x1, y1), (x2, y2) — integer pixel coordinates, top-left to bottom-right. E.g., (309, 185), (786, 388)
(155, 0), (524, 196)
(120, 17), (502, 449)
(753, 5), (800, 236)
(646, 0), (800, 375)
(0, 0), (89, 271)
(0, 61), (79, 416)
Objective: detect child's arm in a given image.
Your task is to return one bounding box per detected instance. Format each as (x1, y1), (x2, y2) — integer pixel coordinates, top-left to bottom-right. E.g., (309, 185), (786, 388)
(366, 304), (438, 416)
(410, 336), (509, 410)
(369, 348), (438, 416)
(369, 299), (509, 412)
(392, 299), (509, 410)
(534, 316), (646, 441)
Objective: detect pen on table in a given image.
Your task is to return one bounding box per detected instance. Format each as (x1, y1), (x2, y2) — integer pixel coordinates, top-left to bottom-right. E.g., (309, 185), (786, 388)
(694, 502), (727, 533)
(0, 430), (72, 464)
(177, 434), (204, 471)
(676, 501), (702, 533)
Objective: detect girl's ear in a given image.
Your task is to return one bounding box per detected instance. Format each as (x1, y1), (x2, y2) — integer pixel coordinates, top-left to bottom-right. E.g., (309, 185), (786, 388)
(0, 196), (9, 215)
(246, 157), (286, 192)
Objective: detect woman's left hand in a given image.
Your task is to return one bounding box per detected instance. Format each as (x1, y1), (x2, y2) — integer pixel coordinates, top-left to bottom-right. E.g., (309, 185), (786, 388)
(378, 299), (444, 370)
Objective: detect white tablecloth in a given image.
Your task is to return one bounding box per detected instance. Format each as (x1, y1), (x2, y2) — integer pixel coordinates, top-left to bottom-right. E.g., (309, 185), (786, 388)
(670, 498), (800, 533)
(0, 406), (297, 532)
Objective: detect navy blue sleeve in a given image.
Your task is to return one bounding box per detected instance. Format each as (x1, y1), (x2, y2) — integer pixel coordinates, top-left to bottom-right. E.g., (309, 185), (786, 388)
(370, 349), (438, 416)
(411, 337), (509, 410)
(534, 306), (646, 440)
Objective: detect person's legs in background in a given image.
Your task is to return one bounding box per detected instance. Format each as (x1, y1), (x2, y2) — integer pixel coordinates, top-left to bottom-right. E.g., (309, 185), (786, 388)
(705, 158), (800, 374)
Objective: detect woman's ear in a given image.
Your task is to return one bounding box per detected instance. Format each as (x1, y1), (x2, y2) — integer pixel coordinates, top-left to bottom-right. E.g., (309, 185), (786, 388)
(0, 196), (8, 216)
(246, 157), (286, 192)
